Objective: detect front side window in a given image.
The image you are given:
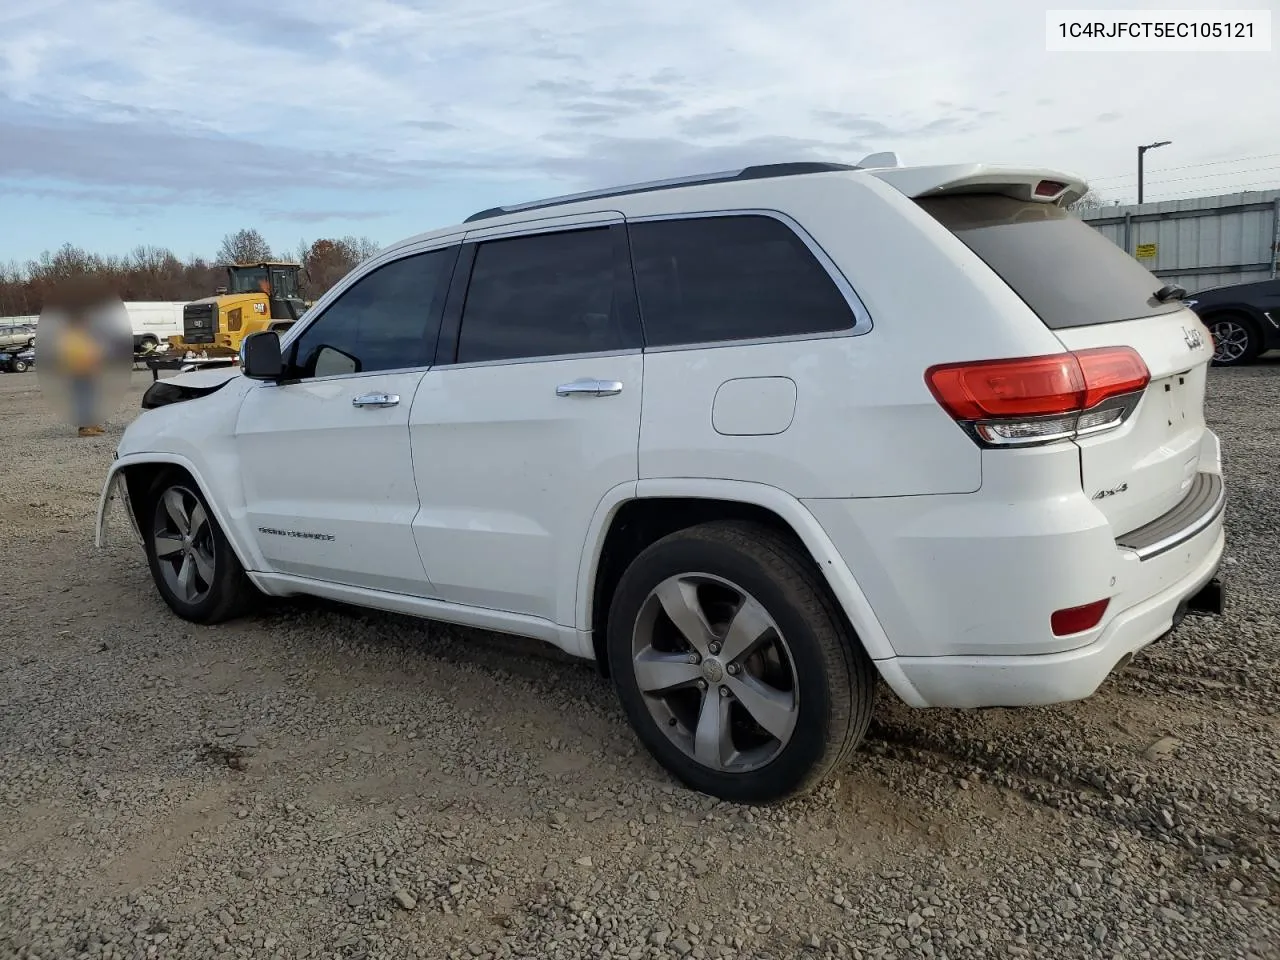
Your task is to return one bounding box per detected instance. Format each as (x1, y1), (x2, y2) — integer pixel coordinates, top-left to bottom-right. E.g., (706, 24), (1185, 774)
(455, 227), (629, 364)
(288, 247), (457, 378)
(627, 215), (857, 348)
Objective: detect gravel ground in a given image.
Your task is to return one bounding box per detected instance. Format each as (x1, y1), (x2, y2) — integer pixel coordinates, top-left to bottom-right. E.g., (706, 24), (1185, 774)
(1, 364), (1277, 960)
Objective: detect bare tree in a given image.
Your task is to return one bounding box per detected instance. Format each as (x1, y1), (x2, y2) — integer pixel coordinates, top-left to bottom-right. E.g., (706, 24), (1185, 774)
(1069, 189), (1110, 214)
(340, 235), (382, 262)
(216, 228), (273, 265)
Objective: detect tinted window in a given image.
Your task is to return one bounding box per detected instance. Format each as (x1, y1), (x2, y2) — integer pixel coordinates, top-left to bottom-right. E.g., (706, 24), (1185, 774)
(289, 247), (456, 378)
(916, 195), (1182, 329)
(456, 227), (628, 363)
(627, 215), (856, 347)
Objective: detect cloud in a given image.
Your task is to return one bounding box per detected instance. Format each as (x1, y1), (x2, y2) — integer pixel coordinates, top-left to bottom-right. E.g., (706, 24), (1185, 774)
(265, 209), (392, 224)
(0, 98), (474, 198)
(0, 0), (1277, 251)
(403, 120), (459, 131)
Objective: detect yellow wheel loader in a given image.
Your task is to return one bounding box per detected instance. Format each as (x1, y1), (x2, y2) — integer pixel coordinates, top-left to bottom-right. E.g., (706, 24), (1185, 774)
(167, 262), (308, 357)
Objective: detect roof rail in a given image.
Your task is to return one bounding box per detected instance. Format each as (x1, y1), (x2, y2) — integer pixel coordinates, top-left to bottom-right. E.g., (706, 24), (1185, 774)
(463, 161), (862, 224)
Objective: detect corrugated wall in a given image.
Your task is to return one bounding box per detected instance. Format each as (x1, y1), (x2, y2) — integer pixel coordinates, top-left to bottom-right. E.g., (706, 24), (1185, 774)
(1082, 191), (1280, 294)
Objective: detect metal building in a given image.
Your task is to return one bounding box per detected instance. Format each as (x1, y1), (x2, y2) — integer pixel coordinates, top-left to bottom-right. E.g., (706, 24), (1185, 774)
(1081, 190), (1280, 294)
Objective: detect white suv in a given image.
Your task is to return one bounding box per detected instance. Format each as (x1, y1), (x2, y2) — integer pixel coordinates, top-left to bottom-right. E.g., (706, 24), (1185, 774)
(96, 157), (1227, 803)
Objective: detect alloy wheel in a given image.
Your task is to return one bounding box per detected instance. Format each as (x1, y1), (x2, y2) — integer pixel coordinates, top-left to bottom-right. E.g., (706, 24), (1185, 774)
(630, 573), (799, 773)
(1209, 319), (1251, 364)
(152, 486), (216, 604)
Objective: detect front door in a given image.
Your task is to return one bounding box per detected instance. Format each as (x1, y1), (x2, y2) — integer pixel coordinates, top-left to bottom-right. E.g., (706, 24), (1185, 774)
(236, 244), (459, 595)
(409, 218), (644, 625)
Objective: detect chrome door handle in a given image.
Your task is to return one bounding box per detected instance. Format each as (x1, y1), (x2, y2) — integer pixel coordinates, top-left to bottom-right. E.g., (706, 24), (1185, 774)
(556, 378), (623, 398)
(352, 393), (400, 408)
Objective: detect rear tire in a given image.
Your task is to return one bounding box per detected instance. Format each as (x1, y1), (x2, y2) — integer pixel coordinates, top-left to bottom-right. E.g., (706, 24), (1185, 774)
(141, 469), (257, 624)
(1207, 314), (1261, 366)
(12, 359), (27, 373)
(607, 520), (875, 804)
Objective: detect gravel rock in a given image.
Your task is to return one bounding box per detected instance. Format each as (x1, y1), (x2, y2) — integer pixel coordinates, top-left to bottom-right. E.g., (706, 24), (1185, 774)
(1, 367), (1278, 960)
(392, 888), (417, 911)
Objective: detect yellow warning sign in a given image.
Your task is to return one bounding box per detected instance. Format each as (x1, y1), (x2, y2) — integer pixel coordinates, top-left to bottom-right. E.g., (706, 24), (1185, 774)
(1135, 243), (1158, 260)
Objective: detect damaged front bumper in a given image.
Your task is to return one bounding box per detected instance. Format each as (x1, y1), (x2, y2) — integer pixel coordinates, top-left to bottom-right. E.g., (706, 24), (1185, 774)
(94, 464), (143, 548)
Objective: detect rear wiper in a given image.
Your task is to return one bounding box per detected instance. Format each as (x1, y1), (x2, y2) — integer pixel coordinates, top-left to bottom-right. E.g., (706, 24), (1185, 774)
(1154, 283), (1188, 303)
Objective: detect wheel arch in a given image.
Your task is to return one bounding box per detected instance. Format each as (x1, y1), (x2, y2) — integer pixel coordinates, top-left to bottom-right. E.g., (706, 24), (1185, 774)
(104, 454), (262, 574)
(576, 478), (897, 675)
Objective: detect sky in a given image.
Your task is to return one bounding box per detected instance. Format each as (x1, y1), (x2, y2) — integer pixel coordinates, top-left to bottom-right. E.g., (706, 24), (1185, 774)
(1, 0), (1278, 264)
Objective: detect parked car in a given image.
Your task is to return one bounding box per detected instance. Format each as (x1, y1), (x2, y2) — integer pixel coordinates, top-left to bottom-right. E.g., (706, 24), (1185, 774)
(1183, 277), (1280, 366)
(0, 322), (37, 352)
(2, 346), (35, 373)
(95, 158), (1226, 803)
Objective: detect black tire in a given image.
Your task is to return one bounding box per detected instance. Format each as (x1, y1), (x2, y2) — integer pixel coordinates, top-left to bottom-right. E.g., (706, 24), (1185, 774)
(1207, 313), (1261, 367)
(142, 468), (257, 624)
(12, 359), (27, 373)
(139, 335), (159, 351)
(607, 520), (875, 804)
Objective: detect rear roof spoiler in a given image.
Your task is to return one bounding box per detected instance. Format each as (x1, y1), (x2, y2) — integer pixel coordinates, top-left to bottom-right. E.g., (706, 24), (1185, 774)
(868, 164), (1088, 206)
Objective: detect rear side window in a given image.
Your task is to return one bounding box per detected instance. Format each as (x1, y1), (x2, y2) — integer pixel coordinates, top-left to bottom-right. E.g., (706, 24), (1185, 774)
(627, 215), (856, 347)
(456, 227), (633, 364)
(916, 194), (1182, 329)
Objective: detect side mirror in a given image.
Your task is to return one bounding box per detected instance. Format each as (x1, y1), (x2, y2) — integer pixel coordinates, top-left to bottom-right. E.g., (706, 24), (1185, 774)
(240, 331), (283, 380)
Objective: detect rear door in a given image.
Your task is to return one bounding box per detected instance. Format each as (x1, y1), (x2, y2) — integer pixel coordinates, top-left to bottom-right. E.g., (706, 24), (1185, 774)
(916, 192), (1215, 535)
(408, 215), (644, 625)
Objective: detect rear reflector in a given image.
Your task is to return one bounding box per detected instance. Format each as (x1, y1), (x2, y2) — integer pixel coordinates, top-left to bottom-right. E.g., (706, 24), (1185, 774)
(1051, 598), (1110, 636)
(925, 346), (1149, 447)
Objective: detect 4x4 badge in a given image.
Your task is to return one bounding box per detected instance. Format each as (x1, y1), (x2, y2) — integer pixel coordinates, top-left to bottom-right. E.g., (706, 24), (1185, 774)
(1092, 482), (1128, 500)
(1183, 326), (1205, 350)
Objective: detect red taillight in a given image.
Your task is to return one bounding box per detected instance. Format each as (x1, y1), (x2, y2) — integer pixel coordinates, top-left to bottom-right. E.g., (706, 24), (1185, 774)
(926, 353), (1085, 420)
(1035, 179), (1067, 198)
(1075, 346), (1151, 408)
(925, 347), (1149, 446)
(1051, 598), (1110, 636)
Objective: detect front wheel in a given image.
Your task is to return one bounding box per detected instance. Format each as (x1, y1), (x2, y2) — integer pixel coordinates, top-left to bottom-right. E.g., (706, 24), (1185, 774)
(11, 359), (27, 373)
(607, 521), (876, 804)
(1208, 315), (1261, 366)
(142, 469), (257, 624)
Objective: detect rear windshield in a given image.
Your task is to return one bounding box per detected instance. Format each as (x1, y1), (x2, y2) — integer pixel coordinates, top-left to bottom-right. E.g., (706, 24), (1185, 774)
(916, 194), (1183, 330)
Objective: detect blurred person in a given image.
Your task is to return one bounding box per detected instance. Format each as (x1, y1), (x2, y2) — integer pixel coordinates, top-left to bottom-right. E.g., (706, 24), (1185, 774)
(38, 278), (131, 437)
(58, 310), (106, 436)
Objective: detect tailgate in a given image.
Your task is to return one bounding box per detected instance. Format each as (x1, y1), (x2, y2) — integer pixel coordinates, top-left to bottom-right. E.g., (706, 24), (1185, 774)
(1054, 310), (1213, 533)
(913, 188), (1215, 535)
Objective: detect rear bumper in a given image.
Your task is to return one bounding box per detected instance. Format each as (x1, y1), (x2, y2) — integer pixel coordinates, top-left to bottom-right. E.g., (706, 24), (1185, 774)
(802, 428), (1227, 708)
(877, 523), (1224, 708)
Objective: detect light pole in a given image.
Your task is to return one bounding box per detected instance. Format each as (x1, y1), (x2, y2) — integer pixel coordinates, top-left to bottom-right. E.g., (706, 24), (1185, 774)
(1137, 140), (1171, 204)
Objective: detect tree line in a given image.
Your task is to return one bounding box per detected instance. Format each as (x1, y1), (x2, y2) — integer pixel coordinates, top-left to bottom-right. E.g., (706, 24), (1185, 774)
(0, 228), (381, 318)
